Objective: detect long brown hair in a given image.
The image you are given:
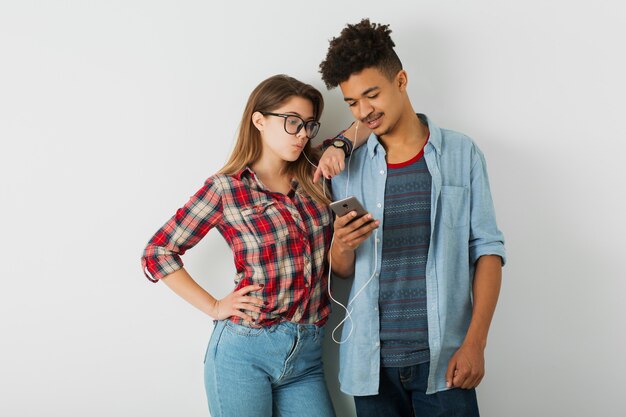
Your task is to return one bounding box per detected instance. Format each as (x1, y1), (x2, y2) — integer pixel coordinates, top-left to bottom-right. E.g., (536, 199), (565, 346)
(220, 74), (330, 204)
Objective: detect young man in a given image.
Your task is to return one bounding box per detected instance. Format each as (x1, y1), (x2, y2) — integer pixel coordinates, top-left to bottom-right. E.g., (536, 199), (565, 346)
(316, 19), (506, 417)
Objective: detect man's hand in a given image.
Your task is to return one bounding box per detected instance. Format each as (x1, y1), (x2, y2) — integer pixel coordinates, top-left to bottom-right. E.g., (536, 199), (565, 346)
(445, 342), (486, 389)
(314, 147), (346, 183)
(444, 255), (502, 389)
(313, 122), (372, 183)
(330, 210), (380, 277)
(333, 211), (380, 251)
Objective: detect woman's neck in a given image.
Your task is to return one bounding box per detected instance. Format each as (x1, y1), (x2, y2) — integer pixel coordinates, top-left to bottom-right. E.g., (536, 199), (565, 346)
(251, 157), (292, 195)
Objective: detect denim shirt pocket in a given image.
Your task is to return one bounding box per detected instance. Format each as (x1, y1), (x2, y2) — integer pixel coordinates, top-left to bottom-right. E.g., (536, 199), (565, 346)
(440, 185), (469, 228)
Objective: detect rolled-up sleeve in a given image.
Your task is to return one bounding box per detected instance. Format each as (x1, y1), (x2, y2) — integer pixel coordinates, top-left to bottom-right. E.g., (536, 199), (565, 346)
(141, 177), (223, 282)
(468, 148), (506, 266)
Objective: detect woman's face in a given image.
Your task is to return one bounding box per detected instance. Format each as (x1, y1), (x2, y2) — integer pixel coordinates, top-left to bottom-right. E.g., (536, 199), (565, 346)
(255, 96), (315, 164)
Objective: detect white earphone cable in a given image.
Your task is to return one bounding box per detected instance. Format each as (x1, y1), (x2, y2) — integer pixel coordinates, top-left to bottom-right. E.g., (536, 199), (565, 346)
(343, 121), (357, 199)
(326, 121), (380, 344)
(303, 121), (378, 344)
(327, 227), (378, 344)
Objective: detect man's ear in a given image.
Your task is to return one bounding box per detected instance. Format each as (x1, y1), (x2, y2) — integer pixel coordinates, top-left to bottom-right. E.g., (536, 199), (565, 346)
(252, 111), (265, 132)
(396, 70), (408, 92)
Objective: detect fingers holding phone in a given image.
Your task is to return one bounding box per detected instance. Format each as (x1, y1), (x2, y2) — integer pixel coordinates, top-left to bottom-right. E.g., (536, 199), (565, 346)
(330, 197), (379, 251)
(333, 211), (379, 251)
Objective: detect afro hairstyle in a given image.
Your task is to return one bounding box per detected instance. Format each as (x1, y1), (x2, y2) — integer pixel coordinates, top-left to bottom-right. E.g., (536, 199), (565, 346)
(319, 18), (403, 89)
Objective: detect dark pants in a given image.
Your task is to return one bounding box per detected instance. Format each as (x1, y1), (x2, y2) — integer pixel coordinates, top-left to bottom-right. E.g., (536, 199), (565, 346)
(354, 363), (479, 417)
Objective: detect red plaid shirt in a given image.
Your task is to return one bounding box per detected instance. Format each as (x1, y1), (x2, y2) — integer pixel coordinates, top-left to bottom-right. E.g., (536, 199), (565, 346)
(141, 167), (333, 326)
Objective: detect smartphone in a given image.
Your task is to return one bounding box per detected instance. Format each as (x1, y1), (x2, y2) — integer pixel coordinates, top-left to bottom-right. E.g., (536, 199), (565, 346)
(329, 196), (369, 219)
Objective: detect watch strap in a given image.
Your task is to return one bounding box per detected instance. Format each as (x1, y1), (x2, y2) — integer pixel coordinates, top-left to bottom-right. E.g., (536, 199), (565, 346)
(322, 133), (353, 157)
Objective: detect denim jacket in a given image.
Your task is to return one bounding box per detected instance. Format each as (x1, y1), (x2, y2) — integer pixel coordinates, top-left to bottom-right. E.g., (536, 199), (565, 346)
(331, 115), (506, 395)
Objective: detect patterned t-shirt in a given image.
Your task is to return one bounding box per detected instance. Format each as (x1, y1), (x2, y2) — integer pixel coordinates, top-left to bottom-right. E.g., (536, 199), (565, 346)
(379, 146), (432, 367)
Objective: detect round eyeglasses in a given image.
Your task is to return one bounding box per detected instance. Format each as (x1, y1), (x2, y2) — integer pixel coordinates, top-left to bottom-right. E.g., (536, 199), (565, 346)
(261, 112), (321, 139)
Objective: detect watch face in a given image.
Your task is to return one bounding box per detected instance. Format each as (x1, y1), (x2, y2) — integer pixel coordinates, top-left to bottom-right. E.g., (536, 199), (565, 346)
(333, 140), (345, 148)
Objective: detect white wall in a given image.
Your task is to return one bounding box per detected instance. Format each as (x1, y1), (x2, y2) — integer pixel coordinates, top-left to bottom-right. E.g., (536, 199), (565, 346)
(1, 1), (624, 416)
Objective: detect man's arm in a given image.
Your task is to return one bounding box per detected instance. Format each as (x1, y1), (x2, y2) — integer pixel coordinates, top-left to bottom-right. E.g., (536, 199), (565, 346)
(313, 121), (372, 183)
(341, 121), (371, 148)
(445, 145), (506, 389)
(445, 255), (502, 389)
(330, 212), (380, 278)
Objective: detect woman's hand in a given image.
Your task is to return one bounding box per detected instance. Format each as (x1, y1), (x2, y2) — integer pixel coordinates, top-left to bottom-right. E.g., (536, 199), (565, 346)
(211, 284), (266, 322)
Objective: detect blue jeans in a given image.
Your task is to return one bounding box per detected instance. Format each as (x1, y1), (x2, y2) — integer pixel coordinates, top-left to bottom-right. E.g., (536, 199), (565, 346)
(204, 320), (336, 417)
(354, 363), (479, 417)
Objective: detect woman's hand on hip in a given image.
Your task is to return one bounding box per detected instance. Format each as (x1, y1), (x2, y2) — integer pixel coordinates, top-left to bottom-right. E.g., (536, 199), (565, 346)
(211, 284), (266, 322)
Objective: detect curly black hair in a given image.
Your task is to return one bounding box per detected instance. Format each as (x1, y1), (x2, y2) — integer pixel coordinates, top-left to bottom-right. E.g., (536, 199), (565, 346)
(319, 18), (403, 89)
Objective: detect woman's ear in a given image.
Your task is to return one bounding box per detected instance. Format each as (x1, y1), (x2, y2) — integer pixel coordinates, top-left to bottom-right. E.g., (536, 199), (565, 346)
(252, 111), (265, 132)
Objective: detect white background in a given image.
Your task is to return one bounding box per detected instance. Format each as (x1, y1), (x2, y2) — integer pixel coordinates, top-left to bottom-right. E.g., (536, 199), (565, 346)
(1, 1), (625, 416)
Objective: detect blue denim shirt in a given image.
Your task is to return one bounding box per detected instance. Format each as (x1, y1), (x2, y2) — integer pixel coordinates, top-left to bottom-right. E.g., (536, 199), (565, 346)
(331, 115), (506, 396)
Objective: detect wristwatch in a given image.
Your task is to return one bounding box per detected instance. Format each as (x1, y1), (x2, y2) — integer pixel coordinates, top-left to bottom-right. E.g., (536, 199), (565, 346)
(322, 134), (353, 157)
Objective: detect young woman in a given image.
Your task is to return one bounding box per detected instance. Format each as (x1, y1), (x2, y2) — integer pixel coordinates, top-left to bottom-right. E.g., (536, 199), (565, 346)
(141, 75), (336, 417)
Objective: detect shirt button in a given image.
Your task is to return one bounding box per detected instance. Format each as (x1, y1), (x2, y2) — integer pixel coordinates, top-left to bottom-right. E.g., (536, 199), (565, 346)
(376, 238), (380, 244)
(377, 203), (382, 208)
(375, 342), (380, 347)
(374, 307), (378, 311)
(379, 170), (385, 175)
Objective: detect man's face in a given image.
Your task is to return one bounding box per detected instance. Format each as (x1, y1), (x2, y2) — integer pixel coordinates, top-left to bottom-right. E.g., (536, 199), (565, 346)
(339, 66), (405, 137)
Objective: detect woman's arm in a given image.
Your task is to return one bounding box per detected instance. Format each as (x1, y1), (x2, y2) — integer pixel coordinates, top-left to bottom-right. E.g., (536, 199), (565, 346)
(141, 176), (264, 322)
(161, 267), (265, 322)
